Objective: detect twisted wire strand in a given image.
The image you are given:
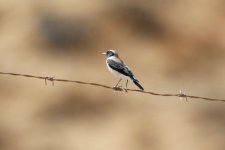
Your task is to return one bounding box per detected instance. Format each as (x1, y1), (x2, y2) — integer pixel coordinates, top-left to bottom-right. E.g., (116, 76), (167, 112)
(0, 71), (225, 103)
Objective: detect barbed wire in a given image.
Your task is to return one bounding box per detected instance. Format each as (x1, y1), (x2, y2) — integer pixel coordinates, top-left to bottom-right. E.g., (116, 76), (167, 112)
(0, 71), (225, 103)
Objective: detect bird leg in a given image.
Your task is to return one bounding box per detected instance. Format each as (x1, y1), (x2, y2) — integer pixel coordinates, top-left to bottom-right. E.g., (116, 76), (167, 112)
(115, 79), (122, 87)
(113, 79), (122, 91)
(124, 80), (128, 92)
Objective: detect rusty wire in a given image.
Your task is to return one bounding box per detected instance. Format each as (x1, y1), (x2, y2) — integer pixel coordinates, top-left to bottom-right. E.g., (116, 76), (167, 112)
(0, 71), (225, 103)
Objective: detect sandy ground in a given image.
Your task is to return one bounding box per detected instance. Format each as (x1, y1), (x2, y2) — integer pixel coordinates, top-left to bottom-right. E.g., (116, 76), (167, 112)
(0, 0), (225, 150)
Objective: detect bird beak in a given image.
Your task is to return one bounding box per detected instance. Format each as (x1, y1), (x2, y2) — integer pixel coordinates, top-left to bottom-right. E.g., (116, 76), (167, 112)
(102, 52), (106, 55)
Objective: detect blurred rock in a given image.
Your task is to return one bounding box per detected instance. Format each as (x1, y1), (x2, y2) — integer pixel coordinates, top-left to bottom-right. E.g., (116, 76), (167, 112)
(110, 2), (165, 38)
(38, 15), (93, 52)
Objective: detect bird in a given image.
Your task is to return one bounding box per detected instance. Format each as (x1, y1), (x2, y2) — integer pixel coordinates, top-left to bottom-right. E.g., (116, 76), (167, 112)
(102, 50), (144, 91)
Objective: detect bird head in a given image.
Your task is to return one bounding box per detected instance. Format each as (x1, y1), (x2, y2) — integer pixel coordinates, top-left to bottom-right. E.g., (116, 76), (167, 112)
(102, 50), (118, 58)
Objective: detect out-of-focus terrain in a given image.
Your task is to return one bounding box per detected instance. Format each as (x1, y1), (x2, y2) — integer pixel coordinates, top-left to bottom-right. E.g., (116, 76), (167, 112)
(0, 0), (225, 150)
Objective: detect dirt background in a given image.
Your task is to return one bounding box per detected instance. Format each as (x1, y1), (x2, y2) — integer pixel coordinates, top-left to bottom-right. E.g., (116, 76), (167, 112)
(0, 0), (225, 150)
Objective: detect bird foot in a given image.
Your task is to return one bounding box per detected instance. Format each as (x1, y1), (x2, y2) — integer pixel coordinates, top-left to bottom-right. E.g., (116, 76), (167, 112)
(113, 86), (123, 91)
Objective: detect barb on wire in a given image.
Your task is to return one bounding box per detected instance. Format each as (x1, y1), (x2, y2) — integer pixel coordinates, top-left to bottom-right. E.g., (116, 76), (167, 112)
(45, 76), (55, 86)
(0, 71), (225, 103)
(179, 89), (188, 102)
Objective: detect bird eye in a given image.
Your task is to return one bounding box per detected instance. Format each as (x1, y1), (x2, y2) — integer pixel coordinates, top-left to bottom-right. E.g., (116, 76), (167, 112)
(107, 51), (114, 57)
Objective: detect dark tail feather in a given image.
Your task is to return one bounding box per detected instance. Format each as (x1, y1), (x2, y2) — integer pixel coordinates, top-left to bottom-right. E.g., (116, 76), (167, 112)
(133, 80), (144, 91)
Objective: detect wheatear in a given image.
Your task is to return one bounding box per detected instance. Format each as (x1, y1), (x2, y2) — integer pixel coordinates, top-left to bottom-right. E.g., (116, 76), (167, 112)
(102, 50), (144, 91)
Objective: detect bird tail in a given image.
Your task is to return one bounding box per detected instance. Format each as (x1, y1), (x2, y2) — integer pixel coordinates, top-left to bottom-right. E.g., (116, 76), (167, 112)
(132, 79), (144, 91)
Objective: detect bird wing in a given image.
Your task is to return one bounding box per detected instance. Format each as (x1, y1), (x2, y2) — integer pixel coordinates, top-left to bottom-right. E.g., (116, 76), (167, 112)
(107, 59), (136, 80)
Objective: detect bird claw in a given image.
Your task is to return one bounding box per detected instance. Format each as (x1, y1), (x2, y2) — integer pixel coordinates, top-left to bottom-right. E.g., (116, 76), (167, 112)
(113, 86), (128, 93)
(113, 86), (123, 91)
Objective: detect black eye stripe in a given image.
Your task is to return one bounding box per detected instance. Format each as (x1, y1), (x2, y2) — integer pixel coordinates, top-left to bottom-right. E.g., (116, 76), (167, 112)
(106, 51), (114, 57)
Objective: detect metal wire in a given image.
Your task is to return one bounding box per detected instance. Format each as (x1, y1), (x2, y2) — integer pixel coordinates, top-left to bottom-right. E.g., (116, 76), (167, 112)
(0, 71), (225, 103)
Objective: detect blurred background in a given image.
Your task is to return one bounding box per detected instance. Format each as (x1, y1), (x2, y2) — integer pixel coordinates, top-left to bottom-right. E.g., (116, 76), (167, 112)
(0, 0), (225, 150)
